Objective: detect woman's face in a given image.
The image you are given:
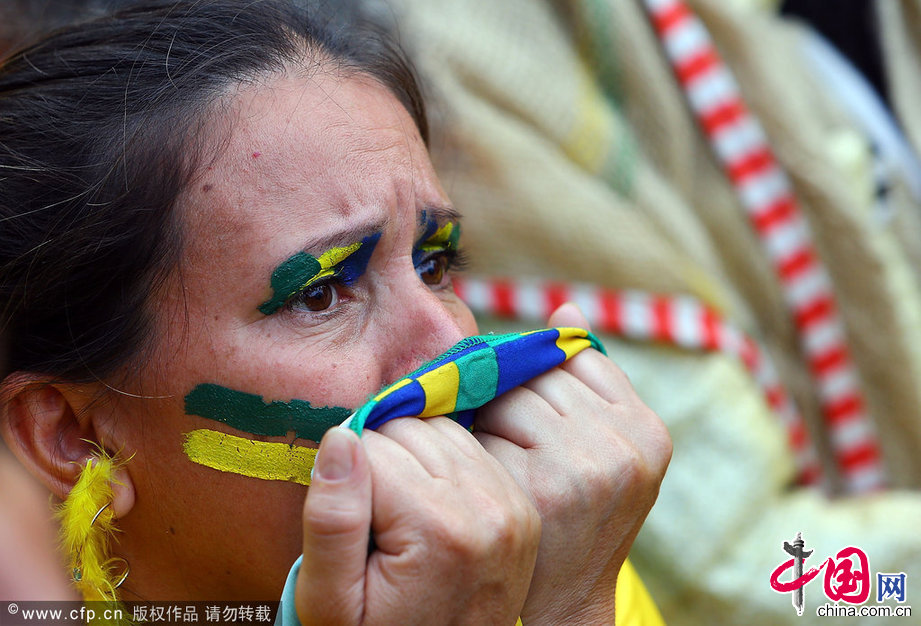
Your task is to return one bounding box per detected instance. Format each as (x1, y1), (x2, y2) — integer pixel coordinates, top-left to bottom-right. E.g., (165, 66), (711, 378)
(103, 70), (477, 600)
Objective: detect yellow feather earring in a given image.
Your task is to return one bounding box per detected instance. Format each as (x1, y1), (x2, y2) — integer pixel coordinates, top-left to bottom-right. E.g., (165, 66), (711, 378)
(57, 450), (130, 603)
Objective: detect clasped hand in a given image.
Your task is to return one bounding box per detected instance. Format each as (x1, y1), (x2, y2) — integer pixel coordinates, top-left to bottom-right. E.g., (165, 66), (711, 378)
(296, 304), (671, 625)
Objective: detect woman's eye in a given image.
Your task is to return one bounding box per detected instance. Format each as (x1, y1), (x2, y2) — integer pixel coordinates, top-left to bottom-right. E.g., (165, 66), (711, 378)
(417, 254), (449, 286)
(289, 282), (337, 312)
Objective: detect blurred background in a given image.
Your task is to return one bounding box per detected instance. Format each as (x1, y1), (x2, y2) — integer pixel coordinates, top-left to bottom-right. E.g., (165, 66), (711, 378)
(2, 1), (919, 623)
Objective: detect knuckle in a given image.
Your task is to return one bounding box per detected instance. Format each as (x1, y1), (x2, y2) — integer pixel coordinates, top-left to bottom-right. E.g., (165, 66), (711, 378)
(417, 509), (475, 563)
(593, 431), (658, 493)
(303, 500), (365, 540)
(474, 499), (522, 545)
(588, 448), (631, 498)
(639, 407), (673, 472)
(438, 494), (536, 560)
(600, 359), (634, 392)
(614, 443), (649, 486)
(598, 401), (672, 479)
(527, 462), (578, 513)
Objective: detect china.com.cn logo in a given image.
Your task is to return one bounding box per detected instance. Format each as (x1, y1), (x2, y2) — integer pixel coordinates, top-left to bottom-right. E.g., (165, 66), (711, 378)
(770, 532), (909, 617)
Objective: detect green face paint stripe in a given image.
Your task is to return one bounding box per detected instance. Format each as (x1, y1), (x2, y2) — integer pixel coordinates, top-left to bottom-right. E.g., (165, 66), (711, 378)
(184, 383), (350, 442)
(183, 429), (315, 485)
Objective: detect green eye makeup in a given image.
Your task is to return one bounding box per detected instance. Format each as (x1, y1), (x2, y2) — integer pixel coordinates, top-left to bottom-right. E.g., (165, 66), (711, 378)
(259, 232), (381, 315)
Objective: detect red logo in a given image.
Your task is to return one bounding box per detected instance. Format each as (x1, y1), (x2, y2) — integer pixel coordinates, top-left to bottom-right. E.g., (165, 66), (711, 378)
(770, 533), (872, 615)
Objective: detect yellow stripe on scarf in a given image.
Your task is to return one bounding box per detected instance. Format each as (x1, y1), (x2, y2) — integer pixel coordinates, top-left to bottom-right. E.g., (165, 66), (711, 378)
(418, 360), (460, 415)
(555, 327), (593, 359)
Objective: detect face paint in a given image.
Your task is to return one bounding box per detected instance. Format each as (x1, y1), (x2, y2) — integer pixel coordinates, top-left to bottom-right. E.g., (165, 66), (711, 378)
(184, 383), (350, 442)
(259, 232), (381, 315)
(412, 213), (461, 266)
(183, 429), (315, 485)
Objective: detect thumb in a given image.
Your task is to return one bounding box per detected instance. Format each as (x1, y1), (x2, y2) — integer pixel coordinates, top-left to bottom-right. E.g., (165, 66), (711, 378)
(296, 427), (371, 625)
(546, 301), (592, 332)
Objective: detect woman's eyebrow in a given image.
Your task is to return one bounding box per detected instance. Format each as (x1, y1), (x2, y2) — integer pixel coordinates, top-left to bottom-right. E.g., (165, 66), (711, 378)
(299, 216), (389, 257)
(419, 204), (462, 228)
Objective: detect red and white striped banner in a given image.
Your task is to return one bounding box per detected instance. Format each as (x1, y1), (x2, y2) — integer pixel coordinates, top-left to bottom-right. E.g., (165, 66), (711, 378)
(641, 0), (884, 492)
(454, 275), (822, 486)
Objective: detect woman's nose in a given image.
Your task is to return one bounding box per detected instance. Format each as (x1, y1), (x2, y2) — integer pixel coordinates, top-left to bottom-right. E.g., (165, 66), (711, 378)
(378, 283), (469, 384)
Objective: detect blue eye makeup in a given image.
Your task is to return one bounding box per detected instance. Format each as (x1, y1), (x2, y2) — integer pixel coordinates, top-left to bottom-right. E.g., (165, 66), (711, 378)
(413, 213), (461, 267)
(412, 213), (466, 287)
(259, 232), (381, 315)
(259, 211), (466, 317)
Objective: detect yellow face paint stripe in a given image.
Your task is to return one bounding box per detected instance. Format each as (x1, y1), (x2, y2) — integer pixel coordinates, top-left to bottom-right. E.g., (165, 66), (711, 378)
(418, 360), (460, 416)
(183, 429), (316, 486)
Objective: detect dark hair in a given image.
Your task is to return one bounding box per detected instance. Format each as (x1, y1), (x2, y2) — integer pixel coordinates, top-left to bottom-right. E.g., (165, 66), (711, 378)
(0, 0), (427, 382)
(0, 1), (132, 55)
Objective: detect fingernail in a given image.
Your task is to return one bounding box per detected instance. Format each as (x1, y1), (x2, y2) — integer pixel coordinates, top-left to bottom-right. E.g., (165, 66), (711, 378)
(314, 427), (355, 482)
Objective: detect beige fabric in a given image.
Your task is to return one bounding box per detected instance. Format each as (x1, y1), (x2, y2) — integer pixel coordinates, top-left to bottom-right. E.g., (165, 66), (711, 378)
(394, 0), (921, 485)
(692, 0), (921, 490)
(876, 0), (921, 279)
(878, 0), (921, 178)
(387, 0), (921, 622)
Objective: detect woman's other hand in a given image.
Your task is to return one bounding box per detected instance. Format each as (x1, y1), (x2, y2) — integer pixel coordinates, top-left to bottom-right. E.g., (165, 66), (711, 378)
(475, 303), (672, 625)
(296, 418), (540, 625)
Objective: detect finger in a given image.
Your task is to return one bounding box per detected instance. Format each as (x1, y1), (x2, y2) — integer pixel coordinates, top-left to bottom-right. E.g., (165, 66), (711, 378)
(297, 427), (370, 626)
(423, 416), (538, 484)
(422, 416), (495, 460)
(545, 300), (638, 407)
(376, 417), (519, 486)
(375, 417), (465, 480)
(472, 430), (532, 477)
(474, 386), (555, 449)
(362, 423), (536, 562)
(560, 351), (671, 464)
(546, 301), (592, 332)
(521, 366), (599, 417)
(360, 426), (436, 484)
(559, 348), (640, 407)
(544, 301), (639, 408)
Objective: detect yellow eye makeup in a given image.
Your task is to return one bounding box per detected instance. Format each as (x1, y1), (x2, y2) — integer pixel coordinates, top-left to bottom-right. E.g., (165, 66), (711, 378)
(413, 214), (460, 266)
(259, 232), (381, 315)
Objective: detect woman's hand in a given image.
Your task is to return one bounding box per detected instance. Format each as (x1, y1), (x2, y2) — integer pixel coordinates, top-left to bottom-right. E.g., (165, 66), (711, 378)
(295, 417), (541, 625)
(475, 303), (672, 625)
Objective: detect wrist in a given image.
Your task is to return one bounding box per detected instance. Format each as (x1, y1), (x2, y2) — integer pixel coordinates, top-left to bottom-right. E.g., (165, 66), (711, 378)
(520, 589), (616, 626)
(521, 603), (616, 626)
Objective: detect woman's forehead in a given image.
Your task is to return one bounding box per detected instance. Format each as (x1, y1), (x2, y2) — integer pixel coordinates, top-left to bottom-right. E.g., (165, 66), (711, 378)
(192, 73), (432, 211)
(178, 72), (447, 276)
